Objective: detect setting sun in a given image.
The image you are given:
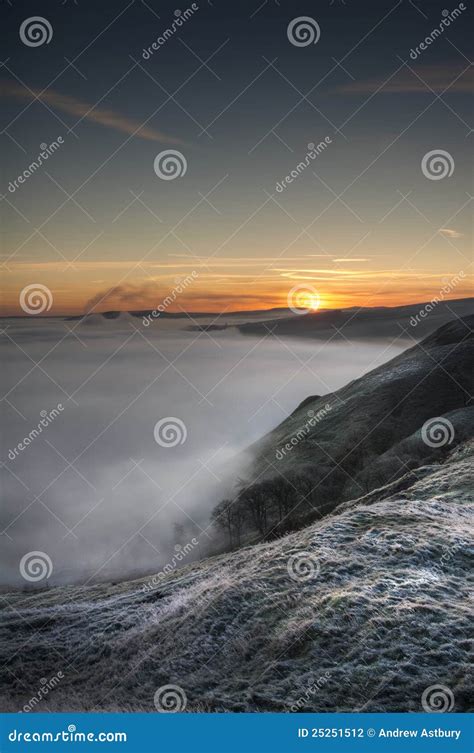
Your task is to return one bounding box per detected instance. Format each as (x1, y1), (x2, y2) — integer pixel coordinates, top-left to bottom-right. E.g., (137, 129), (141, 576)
(287, 285), (322, 312)
(307, 293), (321, 311)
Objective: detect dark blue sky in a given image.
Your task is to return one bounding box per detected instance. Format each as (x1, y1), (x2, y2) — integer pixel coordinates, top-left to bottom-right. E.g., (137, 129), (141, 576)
(2, 0), (472, 313)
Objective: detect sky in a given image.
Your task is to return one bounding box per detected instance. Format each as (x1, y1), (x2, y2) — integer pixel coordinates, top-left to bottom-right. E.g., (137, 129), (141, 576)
(1, 0), (473, 315)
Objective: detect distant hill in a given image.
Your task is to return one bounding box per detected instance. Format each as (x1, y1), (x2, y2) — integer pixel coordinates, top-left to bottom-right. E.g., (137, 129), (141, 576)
(237, 297), (474, 341)
(5, 298), (473, 337)
(63, 306), (294, 322)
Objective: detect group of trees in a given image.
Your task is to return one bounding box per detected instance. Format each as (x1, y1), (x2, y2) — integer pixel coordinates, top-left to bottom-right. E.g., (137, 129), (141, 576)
(210, 472), (329, 549)
(209, 409), (460, 554)
(210, 446), (404, 551)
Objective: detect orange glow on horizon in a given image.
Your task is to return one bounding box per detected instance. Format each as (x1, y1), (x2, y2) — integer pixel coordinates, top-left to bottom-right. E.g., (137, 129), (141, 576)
(2, 252), (472, 317)
(1, 283), (472, 317)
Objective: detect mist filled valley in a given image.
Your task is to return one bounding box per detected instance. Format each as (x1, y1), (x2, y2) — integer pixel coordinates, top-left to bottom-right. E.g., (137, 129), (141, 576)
(1, 312), (411, 587)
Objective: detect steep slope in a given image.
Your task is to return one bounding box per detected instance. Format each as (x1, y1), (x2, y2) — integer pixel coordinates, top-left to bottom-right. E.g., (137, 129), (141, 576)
(0, 442), (472, 712)
(231, 316), (473, 538)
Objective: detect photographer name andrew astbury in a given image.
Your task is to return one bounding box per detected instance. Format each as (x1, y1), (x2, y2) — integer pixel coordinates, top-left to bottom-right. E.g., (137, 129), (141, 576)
(378, 728), (461, 739)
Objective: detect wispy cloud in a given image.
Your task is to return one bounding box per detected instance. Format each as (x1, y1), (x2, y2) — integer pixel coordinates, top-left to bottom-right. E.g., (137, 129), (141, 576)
(2, 81), (186, 144)
(276, 268), (468, 282)
(438, 228), (464, 239)
(337, 64), (473, 94)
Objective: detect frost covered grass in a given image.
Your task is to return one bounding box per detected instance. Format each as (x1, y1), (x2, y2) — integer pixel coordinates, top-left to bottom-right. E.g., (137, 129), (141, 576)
(1, 443), (472, 713)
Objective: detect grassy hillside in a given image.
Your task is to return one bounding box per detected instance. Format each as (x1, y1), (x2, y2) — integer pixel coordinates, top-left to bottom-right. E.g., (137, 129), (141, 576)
(1, 441), (472, 712)
(217, 316), (473, 543)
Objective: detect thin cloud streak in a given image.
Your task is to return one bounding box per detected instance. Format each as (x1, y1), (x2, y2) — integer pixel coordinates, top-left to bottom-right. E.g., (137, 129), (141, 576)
(438, 228), (464, 238)
(336, 64), (473, 94)
(2, 81), (187, 144)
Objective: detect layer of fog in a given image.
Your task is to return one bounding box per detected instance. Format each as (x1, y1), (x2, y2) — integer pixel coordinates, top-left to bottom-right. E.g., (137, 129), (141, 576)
(0, 314), (410, 587)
